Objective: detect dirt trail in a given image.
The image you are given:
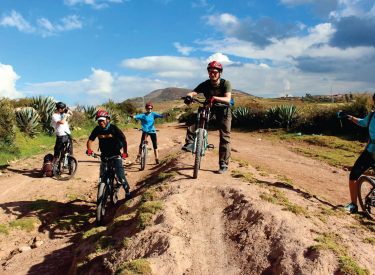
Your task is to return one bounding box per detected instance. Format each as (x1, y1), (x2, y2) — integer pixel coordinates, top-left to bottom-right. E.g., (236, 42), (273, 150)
(0, 123), (373, 274)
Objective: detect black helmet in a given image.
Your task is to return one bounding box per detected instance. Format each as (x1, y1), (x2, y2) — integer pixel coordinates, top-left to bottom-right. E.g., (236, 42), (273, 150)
(56, 102), (66, 109)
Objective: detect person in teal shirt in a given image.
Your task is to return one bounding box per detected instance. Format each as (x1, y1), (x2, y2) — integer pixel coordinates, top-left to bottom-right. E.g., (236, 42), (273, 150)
(131, 102), (167, 164)
(339, 94), (375, 214)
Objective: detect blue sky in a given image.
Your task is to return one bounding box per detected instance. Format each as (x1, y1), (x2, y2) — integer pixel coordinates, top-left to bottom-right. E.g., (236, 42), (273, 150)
(1, 0), (375, 105)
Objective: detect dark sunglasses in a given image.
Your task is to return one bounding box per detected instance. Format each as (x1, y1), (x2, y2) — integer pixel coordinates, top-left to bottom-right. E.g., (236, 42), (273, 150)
(208, 70), (220, 75)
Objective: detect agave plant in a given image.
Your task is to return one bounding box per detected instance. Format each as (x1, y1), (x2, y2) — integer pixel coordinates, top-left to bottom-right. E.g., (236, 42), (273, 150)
(106, 108), (121, 125)
(232, 106), (252, 126)
(83, 105), (97, 120)
(32, 96), (55, 134)
(15, 107), (40, 137)
(267, 105), (297, 130)
(0, 98), (16, 144)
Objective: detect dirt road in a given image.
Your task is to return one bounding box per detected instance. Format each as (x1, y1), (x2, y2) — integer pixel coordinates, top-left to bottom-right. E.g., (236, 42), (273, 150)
(0, 123), (373, 274)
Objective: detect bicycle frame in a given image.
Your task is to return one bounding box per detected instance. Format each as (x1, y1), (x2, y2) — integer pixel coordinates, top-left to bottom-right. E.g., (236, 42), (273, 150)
(193, 105), (210, 156)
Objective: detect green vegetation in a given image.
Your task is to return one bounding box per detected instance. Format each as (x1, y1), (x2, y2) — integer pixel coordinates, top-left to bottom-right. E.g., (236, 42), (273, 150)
(82, 226), (106, 240)
(136, 201), (163, 229)
(9, 217), (39, 232)
(0, 223), (9, 235)
(231, 170), (259, 184)
(259, 189), (308, 216)
(116, 259), (152, 275)
(158, 171), (177, 181)
(310, 232), (369, 275)
(363, 237), (375, 245)
(96, 236), (115, 252)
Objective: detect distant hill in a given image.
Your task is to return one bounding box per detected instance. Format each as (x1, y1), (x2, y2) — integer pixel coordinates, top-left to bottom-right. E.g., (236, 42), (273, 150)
(123, 87), (255, 108)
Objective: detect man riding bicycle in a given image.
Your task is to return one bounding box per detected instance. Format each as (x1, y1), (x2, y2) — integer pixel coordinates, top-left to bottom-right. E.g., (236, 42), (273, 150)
(339, 93), (375, 214)
(182, 61), (232, 174)
(51, 102), (73, 169)
(131, 102), (167, 164)
(86, 110), (131, 198)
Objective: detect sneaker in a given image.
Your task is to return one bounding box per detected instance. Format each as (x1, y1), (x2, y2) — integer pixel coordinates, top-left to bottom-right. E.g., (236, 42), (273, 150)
(182, 143), (193, 152)
(344, 202), (358, 214)
(218, 166), (228, 174)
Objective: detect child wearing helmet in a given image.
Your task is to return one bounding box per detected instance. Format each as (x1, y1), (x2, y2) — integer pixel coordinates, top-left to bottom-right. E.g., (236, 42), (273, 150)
(131, 102), (168, 164)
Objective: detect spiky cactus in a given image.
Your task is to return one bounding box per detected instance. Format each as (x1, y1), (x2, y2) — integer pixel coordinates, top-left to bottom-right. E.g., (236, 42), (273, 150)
(32, 96), (55, 134)
(267, 105), (297, 130)
(15, 107), (40, 137)
(232, 106), (252, 126)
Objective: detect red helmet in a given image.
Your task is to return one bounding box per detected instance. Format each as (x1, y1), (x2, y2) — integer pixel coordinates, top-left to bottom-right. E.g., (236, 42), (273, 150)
(96, 109), (109, 120)
(207, 61), (223, 72)
(145, 102), (153, 109)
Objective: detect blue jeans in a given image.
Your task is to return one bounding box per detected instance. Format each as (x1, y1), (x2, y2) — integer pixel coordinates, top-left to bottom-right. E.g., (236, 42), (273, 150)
(100, 158), (129, 192)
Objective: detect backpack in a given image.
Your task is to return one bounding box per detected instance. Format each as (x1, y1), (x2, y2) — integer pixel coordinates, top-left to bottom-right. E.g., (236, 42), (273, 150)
(41, 153), (54, 177)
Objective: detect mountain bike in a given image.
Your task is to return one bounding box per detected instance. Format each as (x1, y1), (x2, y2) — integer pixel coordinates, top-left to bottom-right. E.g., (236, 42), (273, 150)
(182, 97), (217, 179)
(134, 128), (159, 171)
(54, 133), (78, 181)
(91, 153), (123, 225)
(357, 173), (375, 219)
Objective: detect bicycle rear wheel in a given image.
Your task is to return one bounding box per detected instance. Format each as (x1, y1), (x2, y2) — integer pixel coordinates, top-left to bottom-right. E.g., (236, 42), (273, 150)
(140, 144), (147, 171)
(96, 181), (109, 225)
(358, 176), (375, 220)
(193, 129), (204, 179)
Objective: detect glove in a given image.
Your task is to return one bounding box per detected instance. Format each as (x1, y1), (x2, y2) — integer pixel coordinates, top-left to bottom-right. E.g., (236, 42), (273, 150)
(184, 96), (193, 105)
(337, 111), (349, 120)
(121, 152), (128, 159)
(86, 149), (93, 156)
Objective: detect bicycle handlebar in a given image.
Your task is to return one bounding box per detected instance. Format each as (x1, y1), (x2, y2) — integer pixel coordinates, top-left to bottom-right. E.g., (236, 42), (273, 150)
(133, 127), (159, 132)
(181, 96), (229, 108)
(89, 153), (122, 161)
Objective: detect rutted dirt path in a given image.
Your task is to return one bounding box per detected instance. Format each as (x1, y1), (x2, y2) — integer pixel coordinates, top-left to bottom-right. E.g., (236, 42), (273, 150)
(0, 123), (373, 274)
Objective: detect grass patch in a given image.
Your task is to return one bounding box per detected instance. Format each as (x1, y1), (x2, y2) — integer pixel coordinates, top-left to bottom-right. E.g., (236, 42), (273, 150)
(54, 212), (92, 231)
(159, 152), (180, 166)
(339, 256), (369, 275)
(136, 201), (163, 230)
(141, 190), (158, 202)
(0, 223), (9, 235)
(364, 237), (375, 245)
(275, 175), (294, 187)
(28, 199), (55, 212)
(116, 259), (152, 275)
(259, 189), (308, 216)
(9, 217), (39, 232)
(158, 171), (177, 181)
(96, 236), (115, 252)
(310, 232), (369, 275)
(232, 157), (249, 167)
(122, 237), (132, 249)
(231, 170), (259, 184)
(82, 226), (106, 240)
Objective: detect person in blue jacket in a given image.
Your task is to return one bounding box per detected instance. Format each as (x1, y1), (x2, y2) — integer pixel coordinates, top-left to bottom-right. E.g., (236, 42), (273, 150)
(131, 102), (167, 164)
(338, 94), (375, 214)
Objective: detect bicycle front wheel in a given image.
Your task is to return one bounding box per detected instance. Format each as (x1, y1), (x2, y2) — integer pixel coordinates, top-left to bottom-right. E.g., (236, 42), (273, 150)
(140, 144), (147, 171)
(358, 176), (375, 220)
(111, 178), (119, 205)
(96, 181), (109, 225)
(193, 129), (204, 179)
(55, 155), (78, 181)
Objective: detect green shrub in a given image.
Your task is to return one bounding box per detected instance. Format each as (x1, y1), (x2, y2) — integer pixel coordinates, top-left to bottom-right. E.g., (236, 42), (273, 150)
(0, 98), (16, 145)
(267, 105), (298, 130)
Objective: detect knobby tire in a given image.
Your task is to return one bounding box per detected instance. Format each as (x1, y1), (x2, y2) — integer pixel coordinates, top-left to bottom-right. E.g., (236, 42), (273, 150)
(111, 178), (119, 205)
(358, 175), (375, 220)
(96, 181), (109, 225)
(55, 155), (78, 181)
(140, 144), (147, 171)
(193, 129), (204, 179)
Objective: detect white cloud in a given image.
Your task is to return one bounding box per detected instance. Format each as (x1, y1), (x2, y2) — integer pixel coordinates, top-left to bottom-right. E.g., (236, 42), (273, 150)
(84, 68), (113, 95)
(174, 42), (194, 56)
(207, 52), (232, 64)
(0, 10), (82, 36)
(63, 0), (123, 9)
(121, 56), (202, 72)
(37, 15), (82, 36)
(330, 0), (375, 19)
(0, 10), (35, 33)
(0, 64), (23, 99)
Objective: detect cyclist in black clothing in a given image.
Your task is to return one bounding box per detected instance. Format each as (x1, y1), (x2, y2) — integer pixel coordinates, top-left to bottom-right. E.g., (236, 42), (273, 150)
(86, 110), (130, 198)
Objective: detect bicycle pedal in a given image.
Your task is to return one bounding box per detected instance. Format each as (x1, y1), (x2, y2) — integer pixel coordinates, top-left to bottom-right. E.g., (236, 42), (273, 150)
(207, 144), (215, 150)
